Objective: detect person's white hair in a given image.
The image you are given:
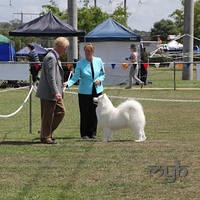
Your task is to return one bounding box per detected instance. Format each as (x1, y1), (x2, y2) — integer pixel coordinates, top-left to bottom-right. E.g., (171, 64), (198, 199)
(54, 37), (69, 48)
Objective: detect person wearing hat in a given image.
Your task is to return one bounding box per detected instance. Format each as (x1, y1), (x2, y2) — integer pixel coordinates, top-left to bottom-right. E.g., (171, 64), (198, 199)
(125, 44), (144, 89)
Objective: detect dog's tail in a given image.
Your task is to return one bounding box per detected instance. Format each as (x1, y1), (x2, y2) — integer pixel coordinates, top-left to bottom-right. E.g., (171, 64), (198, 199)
(118, 100), (145, 123)
(118, 99), (143, 112)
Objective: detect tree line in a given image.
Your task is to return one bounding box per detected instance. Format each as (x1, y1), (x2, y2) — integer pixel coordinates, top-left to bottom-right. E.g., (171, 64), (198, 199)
(0, 0), (200, 51)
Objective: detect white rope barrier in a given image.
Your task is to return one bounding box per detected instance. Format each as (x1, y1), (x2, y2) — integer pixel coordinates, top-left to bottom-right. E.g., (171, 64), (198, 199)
(0, 86), (33, 118)
(64, 90), (200, 103)
(108, 95), (200, 103)
(0, 86), (28, 93)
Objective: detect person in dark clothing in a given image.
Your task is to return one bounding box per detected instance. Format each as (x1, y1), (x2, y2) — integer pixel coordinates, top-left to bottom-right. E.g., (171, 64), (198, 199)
(140, 47), (148, 84)
(27, 43), (41, 86)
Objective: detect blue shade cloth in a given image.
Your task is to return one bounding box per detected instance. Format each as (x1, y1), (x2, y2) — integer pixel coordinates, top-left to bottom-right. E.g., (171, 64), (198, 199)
(0, 43), (15, 61)
(16, 43), (47, 56)
(85, 18), (140, 42)
(9, 12), (85, 37)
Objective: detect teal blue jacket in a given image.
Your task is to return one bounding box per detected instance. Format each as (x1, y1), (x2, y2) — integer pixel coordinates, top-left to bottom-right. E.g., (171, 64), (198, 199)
(67, 57), (105, 95)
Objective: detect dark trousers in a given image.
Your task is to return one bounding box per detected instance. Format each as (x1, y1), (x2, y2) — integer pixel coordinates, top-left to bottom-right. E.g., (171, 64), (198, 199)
(40, 99), (65, 140)
(141, 64), (147, 83)
(30, 64), (41, 82)
(78, 93), (101, 138)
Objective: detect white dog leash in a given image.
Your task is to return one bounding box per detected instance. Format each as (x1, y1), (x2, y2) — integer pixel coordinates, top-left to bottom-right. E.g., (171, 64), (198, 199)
(63, 71), (72, 92)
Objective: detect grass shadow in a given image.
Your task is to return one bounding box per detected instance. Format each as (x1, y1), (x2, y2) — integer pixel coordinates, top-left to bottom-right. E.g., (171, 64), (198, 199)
(32, 136), (79, 142)
(108, 139), (135, 142)
(0, 141), (41, 145)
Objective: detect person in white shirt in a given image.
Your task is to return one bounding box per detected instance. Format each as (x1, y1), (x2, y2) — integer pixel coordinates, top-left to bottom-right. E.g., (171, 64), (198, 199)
(125, 44), (144, 89)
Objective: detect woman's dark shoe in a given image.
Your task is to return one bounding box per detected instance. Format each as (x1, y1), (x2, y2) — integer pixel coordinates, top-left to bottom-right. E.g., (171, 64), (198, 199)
(82, 136), (89, 139)
(90, 135), (97, 139)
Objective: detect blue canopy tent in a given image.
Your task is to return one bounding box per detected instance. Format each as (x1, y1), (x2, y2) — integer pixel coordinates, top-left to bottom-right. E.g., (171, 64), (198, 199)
(85, 18), (140, 42)
(16, 43), (48, 56)
(0, 34), (15, 61)
(0, 43), (15, 61)
(80, 18), (141, 85)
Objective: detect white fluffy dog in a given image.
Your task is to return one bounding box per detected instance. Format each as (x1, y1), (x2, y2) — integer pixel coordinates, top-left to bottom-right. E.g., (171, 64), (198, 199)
(94, 94), (146, 142)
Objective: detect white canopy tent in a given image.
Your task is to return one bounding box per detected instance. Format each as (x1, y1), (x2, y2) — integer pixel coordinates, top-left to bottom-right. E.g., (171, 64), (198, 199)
(80, 18), (141, 85)
(163, 40), (183, 51)
(79, 41), (140, 85)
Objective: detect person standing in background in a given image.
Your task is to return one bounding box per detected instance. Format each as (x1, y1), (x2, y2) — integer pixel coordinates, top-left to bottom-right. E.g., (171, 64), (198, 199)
(125, 44), (144, 89)
(27, 43), (41, 87)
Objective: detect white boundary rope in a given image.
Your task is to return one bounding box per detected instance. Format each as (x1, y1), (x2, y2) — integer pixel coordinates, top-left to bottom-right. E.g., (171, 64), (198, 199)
(64, 90), (200, 103)
(0, 86), (28, 93)
(0, 86), (33, 118)
(108, 95), (200, 103)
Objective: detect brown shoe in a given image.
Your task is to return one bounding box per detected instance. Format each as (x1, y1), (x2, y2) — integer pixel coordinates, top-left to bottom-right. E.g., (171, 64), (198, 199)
(40, 137), (55, 142)
(140, 82), (144, 89)
(41, 138), (57, 144)
(46, 139), (57, 144)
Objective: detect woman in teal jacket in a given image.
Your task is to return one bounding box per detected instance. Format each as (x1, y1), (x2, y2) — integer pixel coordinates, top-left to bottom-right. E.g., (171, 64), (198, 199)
(67, 43), (105, 139)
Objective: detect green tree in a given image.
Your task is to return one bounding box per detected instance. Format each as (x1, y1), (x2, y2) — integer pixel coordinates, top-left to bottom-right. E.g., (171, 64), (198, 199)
(110, 5), (129, 27)
(0, 21), (36, 51)
(41, 0), (129, 34)
(169, 0), (200, 43)
(169, 9), (184, 34)
(194, 0), (200, 42)
(78, 5), (129, 33)
(169, 0), (184, 34)
(41, 0), (64, 18)
(151, 19), (179, 42)
(78, 6), (109, 33)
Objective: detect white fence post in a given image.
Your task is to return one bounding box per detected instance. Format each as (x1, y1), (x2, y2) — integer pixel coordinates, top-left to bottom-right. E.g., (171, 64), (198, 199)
(196, 64), (200, 80)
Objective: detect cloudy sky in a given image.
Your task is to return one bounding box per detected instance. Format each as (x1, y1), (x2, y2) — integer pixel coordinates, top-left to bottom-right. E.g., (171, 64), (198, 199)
(0, 0), (183, 31)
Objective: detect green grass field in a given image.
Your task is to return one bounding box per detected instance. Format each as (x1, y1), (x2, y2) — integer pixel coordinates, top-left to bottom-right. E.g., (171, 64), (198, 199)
(0, 67), (200, 200)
